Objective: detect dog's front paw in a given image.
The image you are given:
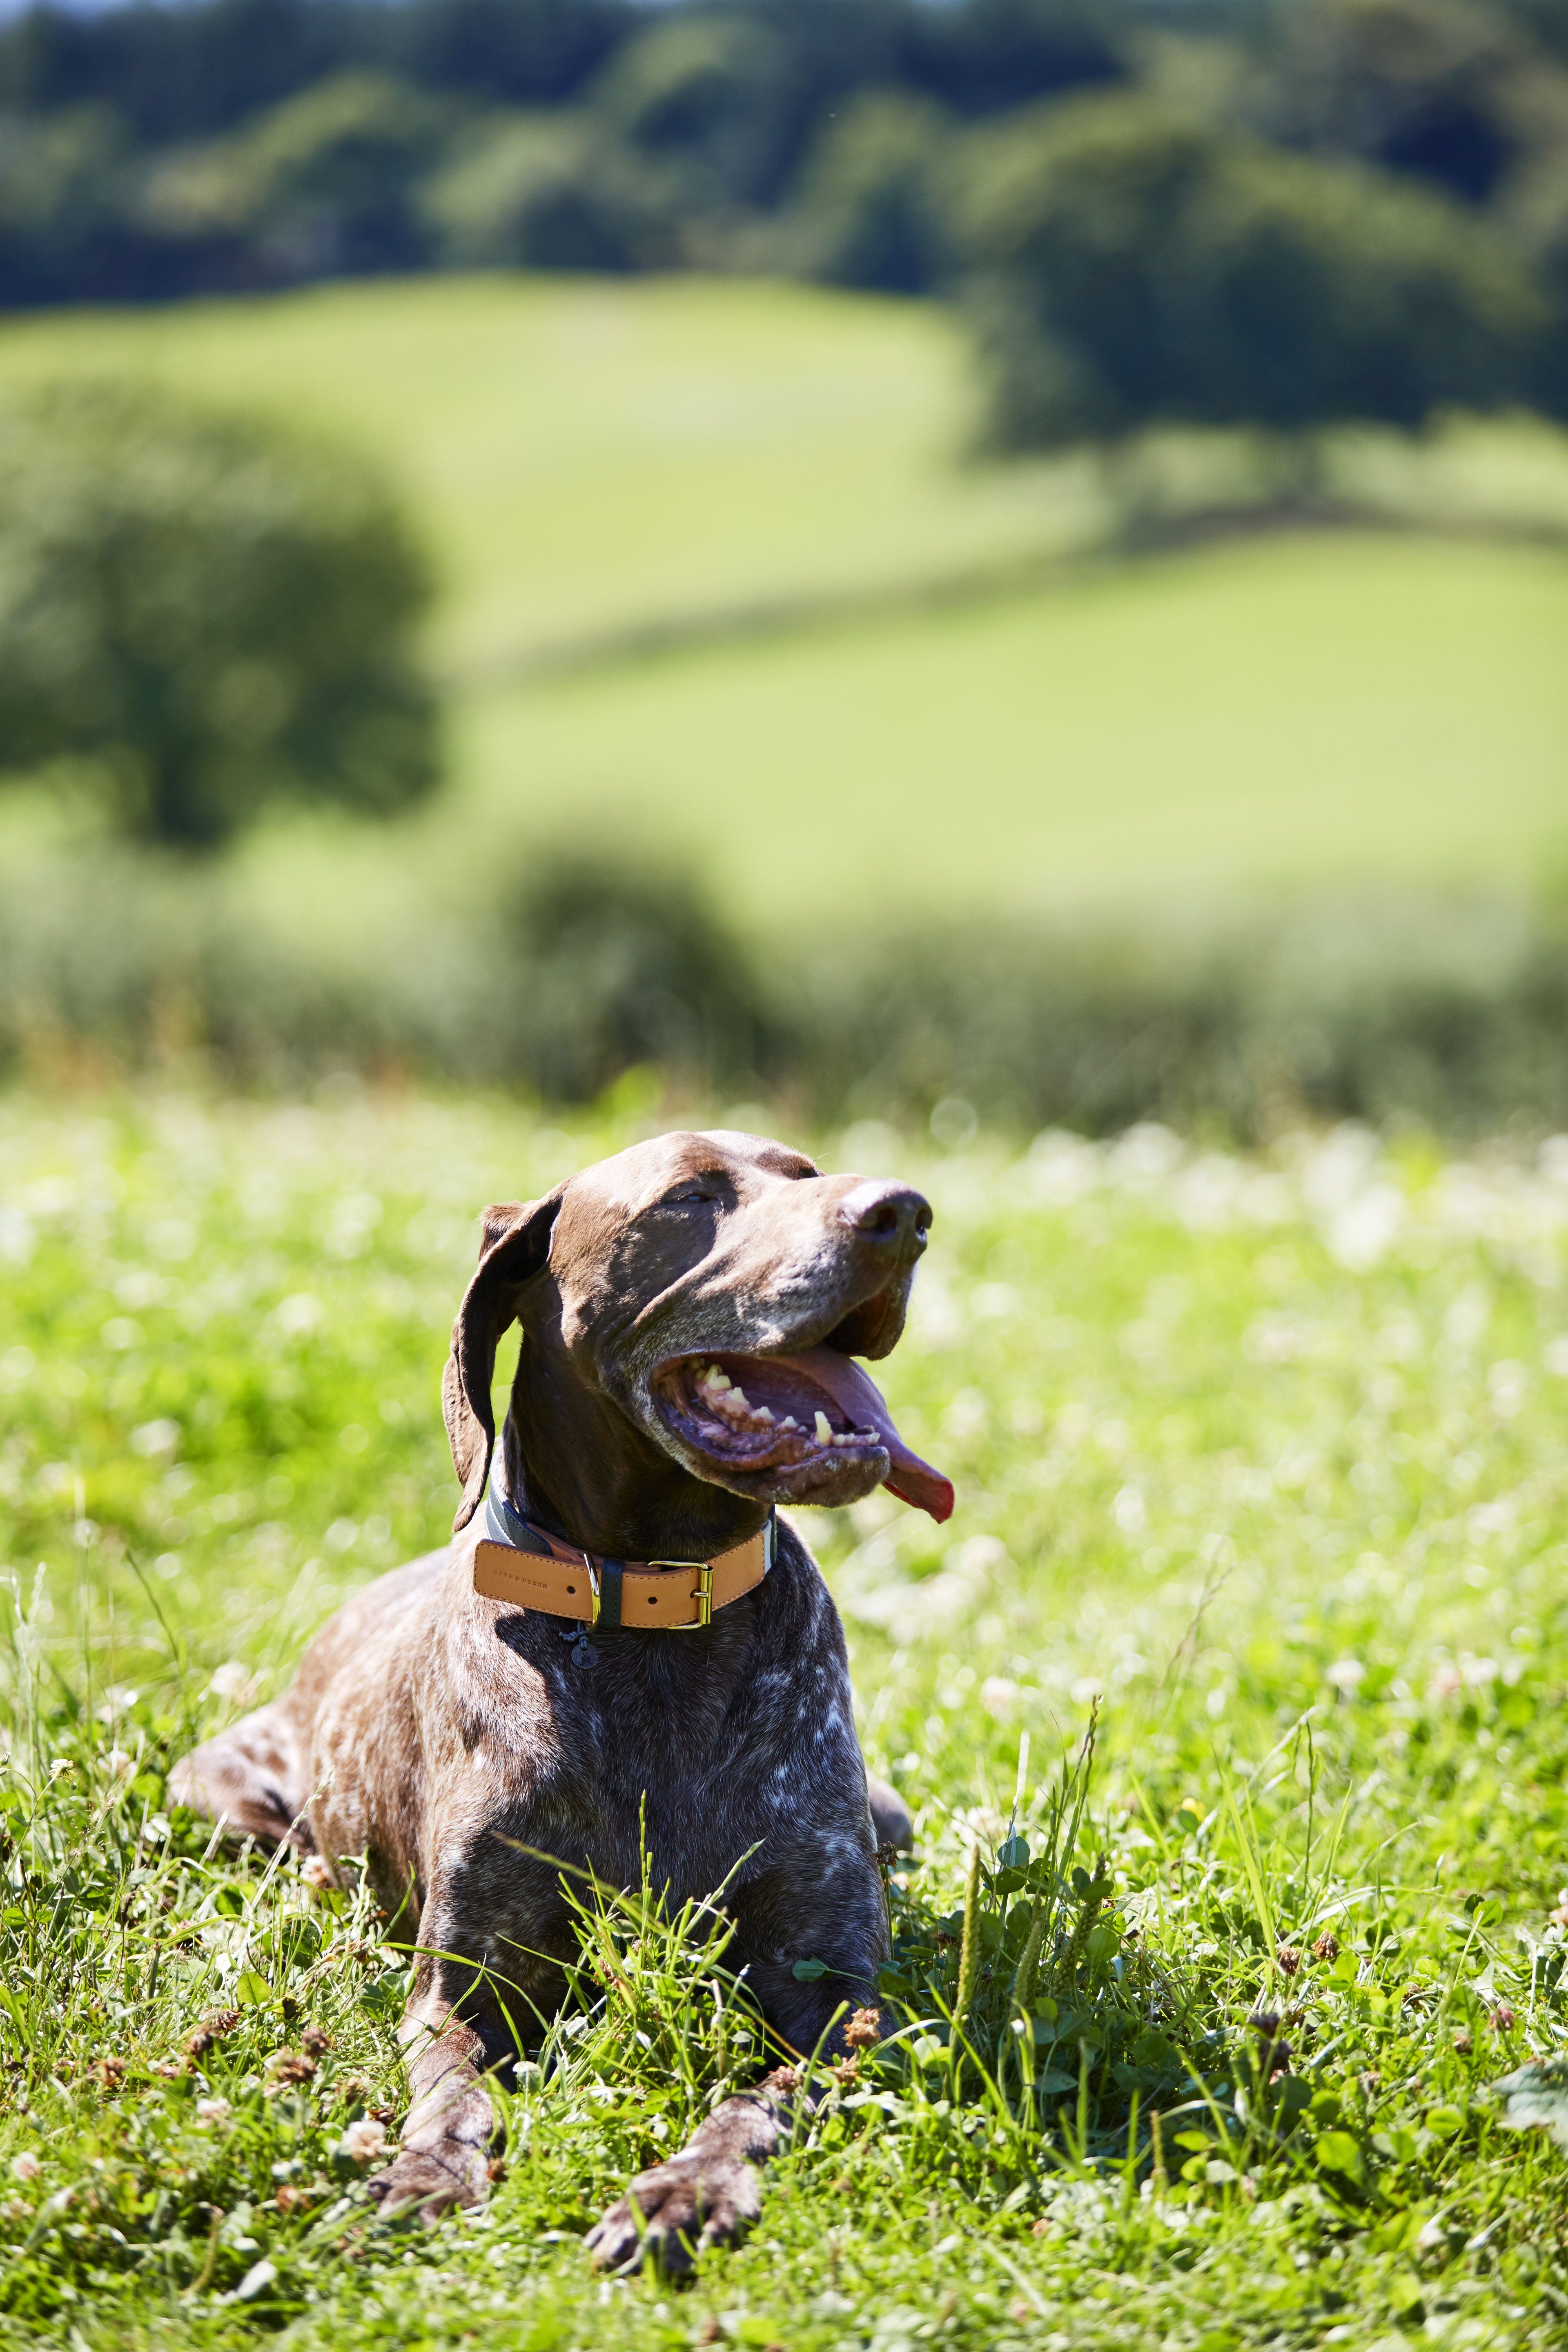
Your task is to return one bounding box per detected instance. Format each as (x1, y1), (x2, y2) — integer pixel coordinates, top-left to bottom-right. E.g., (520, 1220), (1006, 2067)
(365, 2142), (488, 2223)
(586, 2152), (762, 2273)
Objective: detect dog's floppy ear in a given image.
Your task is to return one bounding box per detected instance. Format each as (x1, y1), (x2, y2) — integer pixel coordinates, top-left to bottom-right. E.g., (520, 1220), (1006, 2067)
(443, 1188), (564, 1532)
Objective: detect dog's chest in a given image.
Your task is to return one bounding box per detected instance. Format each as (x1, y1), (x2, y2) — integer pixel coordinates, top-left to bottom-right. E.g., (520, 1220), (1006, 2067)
(470, 1586), (860, 1900)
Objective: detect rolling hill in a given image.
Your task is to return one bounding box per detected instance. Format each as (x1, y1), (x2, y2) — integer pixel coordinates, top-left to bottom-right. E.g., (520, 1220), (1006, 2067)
(2, 271), (1566, 922)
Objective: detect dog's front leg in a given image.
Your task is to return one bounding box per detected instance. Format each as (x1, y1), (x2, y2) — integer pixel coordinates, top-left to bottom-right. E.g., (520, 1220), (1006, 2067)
(587, 1922), (884, 2273)
(366, 1959), (508, 2221)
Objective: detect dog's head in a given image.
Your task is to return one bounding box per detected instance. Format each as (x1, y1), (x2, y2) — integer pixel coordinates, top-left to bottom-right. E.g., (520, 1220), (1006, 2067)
(442, 1129), (952, 1550)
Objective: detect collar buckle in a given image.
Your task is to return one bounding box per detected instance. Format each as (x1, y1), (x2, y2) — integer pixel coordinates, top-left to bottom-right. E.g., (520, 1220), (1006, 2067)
(647, 1558), (713, 1628)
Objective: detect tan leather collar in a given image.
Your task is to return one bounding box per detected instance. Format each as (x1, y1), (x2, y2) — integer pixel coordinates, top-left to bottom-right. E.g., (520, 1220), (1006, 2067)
(473, 1471), (775, 1631)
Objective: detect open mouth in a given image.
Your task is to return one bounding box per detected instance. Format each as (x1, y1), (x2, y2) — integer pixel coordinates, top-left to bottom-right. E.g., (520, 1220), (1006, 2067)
(652, 1343), (953, 1522)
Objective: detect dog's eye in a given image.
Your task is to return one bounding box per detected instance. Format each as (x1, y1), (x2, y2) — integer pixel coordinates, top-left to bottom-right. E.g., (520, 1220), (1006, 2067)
(655, 1183), (718, 1210)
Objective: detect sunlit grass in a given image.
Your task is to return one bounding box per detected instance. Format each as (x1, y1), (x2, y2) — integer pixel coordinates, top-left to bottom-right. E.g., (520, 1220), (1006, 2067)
(5, 1090), (1568, 2344)
(454, 531), (1568, 924)
(0, 274), (1096, 681)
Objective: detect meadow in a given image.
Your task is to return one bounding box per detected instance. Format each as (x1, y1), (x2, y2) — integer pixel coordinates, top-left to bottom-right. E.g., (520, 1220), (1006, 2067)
(5, 1089), (1568, 2347)
(3, 276), (1568, 923)
(459, 533), (1568, 922)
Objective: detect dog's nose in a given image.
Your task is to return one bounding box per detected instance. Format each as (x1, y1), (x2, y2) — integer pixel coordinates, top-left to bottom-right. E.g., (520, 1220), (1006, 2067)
(838, 1180), (931, 1255)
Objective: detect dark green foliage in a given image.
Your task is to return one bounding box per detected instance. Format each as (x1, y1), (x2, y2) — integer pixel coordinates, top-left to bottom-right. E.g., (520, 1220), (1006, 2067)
(960, 94), (1550, 449)
(0, 382), (438, 849)
(1273, 0), (1541, 207)
(590, 13), (802, 210)
(0, 0), (1129, 307)
(483, 848), (778, 1102)
(788, 889), (1568, 1137)
(391, 0), (635, 111)
(0, 0), (1127, 153)
(0, 106), (148, 307)
(2, 0), (1568, 474)
(423, 109), (676, 270)
(140, 71), (450, 283)
(0, 0), (635, 145)
(791, 91), (956, 293)
(1508, 132), (1568, 401)
(900, 0), (1128, 116)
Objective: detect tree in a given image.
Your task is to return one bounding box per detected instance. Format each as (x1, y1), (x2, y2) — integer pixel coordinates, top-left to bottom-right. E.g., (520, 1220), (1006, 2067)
(1271, 0), (1547, 209)
(590, 14), (802, 209)
(902, 0), (1127, 117)
(423, 108), (675, 271)
(0, 106), (155, 307)
(0, 380), (439, 848)
(140, 71), (448, 282)
(792, 91), (953, 294)
(960, 93), (1552, 450)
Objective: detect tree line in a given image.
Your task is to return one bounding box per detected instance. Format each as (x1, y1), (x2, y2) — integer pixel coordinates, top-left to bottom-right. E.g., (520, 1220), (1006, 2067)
(3, 0), (1567, 447)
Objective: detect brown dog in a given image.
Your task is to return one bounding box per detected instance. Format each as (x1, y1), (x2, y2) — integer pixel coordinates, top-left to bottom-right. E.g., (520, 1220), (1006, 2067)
(170, 1129), (951, 2265)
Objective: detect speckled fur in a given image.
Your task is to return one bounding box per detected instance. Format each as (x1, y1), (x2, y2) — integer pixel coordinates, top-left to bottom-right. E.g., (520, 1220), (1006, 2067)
(169, 1131), (932, 2264)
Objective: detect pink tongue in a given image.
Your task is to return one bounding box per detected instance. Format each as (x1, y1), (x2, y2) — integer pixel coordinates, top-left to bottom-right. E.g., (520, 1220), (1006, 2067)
(777, 1346), (954, 1524)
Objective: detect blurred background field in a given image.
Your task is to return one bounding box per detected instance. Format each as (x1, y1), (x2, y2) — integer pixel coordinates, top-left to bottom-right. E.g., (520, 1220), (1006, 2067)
(2, 274), (1568, 1133)
(2, 275), (1566, 920)
(2, 0), (1568, 1134)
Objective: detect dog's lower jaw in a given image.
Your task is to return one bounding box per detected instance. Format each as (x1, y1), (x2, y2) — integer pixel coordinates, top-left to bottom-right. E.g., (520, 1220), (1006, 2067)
(630, 1381), (892, 1512)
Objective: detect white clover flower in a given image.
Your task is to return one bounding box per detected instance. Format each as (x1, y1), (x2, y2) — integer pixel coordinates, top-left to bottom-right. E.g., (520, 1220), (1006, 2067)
(129, 1418), (181, 1461)
(338, 2118), (388, 2164)
(207, 1662), (258, 1707)
(195, 2097), (232, 2125)
(9, 2151), (41, 2181)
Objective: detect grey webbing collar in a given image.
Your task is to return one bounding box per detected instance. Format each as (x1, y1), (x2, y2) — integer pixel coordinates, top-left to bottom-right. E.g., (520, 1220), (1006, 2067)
(483, 1457), (554, 1555)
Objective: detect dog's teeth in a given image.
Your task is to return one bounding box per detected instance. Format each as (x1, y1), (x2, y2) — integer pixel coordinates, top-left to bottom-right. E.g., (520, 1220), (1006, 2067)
(814, 1411), (832, 1444)
(752, 1405), (773, 1424)
(729, 1384), (751, 1412)
(782, 1415), (798, 1430)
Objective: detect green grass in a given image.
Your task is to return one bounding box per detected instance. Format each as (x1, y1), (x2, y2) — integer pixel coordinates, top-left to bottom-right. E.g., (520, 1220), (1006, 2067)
(454, 532), (1568, 922)
(7, 1088), (1568, 2346)
(0, 274), (1095, 682)
(2, 275), (1568, 924)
